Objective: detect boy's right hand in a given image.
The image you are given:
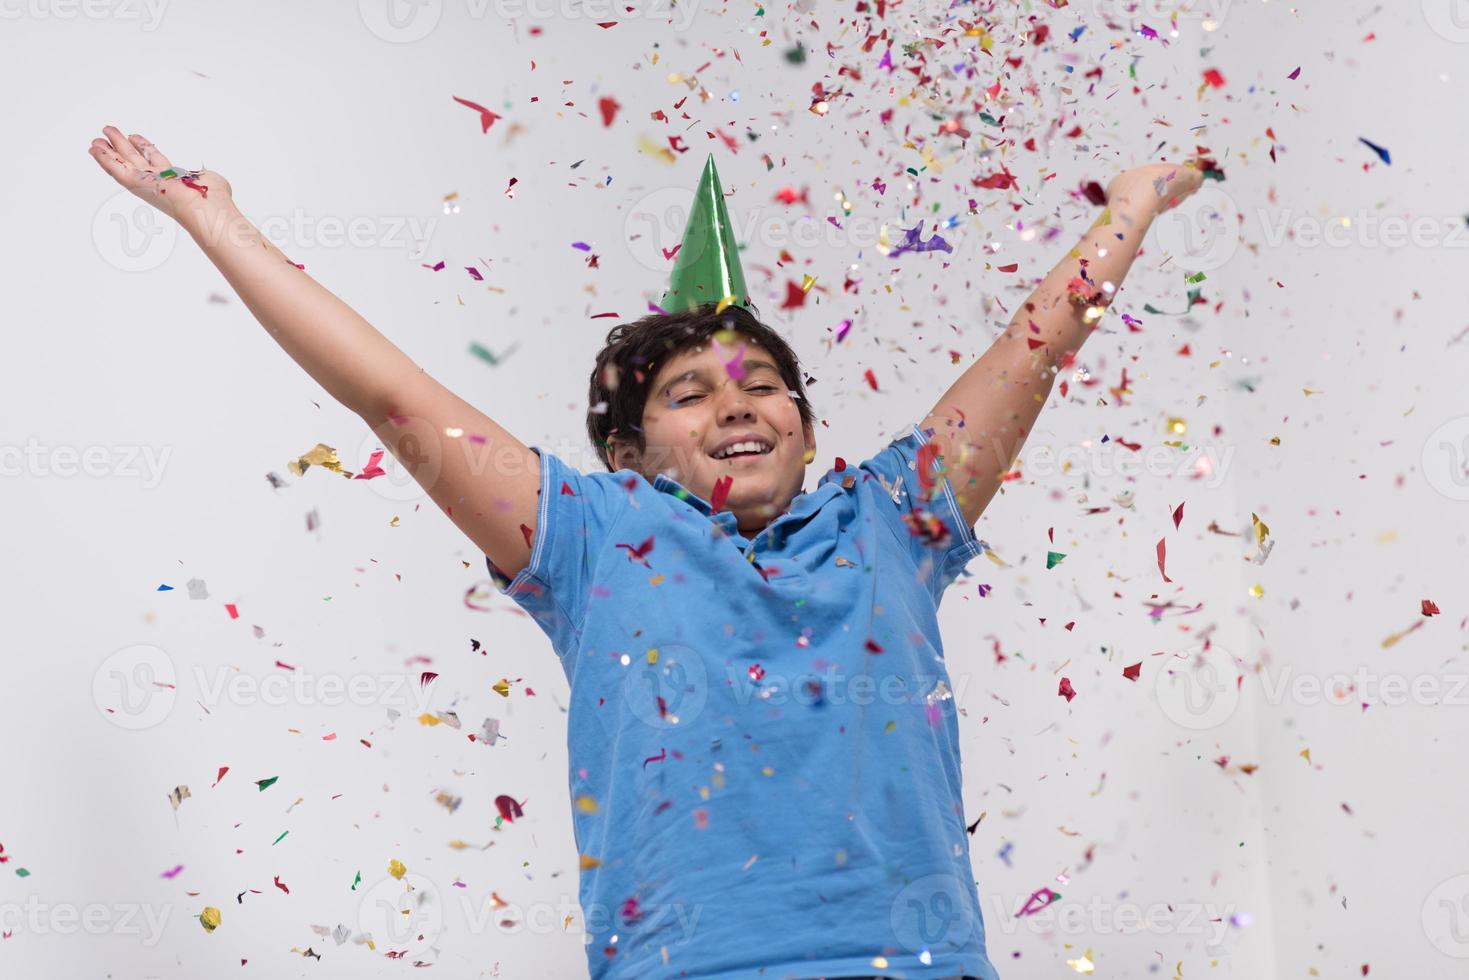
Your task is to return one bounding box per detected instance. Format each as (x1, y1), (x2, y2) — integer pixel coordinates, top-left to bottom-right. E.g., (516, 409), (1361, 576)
(88, 125), (233, 225)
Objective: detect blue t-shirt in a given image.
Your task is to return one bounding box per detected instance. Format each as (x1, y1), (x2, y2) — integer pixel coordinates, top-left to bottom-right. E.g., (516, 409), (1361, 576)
(489, 422), (1001, 980)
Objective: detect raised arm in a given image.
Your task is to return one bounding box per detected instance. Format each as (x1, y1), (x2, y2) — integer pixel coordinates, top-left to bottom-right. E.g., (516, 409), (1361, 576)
(919, 161), (1206, 528)
(89, 126), (541, 578)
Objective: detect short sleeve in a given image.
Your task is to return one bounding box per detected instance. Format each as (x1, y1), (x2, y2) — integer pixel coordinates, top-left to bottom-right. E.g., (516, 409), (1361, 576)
(855, 422), (985, 603)
(486, 447), (629, 655)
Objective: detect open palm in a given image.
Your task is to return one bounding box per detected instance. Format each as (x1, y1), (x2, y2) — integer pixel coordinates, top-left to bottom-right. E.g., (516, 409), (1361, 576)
(88, 125), (231, 220)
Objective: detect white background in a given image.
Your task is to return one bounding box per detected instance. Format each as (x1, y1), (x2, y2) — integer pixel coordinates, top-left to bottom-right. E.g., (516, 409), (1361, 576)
(3, 0), (1468, 976)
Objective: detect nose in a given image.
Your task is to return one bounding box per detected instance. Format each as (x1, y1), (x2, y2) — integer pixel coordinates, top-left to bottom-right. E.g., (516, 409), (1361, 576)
(716, 381), (757, 423)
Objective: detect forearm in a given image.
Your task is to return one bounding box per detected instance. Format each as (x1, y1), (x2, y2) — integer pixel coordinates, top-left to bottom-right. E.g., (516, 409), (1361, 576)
(1005, 198), (1157, 367)
(180, 202), (419, 422)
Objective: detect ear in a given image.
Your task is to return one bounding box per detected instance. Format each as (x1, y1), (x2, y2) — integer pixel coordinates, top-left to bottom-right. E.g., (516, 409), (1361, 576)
(609, 437), (642, 472)
(800, 418), (817, 465)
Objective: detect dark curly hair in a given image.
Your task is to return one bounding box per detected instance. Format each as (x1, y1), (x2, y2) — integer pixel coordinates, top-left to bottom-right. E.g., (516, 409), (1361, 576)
(586, 304), (815, 471)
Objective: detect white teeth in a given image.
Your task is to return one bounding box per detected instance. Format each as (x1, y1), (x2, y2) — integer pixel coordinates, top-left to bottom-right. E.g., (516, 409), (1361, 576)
(713, 440), (771, 459)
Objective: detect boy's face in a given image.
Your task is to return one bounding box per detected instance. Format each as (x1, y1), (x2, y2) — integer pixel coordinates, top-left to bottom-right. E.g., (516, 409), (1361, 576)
(617, 333), (815, 534)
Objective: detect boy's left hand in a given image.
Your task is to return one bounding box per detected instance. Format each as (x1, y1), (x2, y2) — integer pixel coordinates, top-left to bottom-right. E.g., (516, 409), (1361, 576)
(1104, 161), (1206, 217)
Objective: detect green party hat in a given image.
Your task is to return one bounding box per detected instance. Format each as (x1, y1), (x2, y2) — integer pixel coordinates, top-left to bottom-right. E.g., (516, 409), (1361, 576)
(659, 154), (755, 315)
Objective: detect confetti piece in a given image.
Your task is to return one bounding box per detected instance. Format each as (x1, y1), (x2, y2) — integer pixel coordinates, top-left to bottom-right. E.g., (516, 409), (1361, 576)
(161, 864), (184, 879)
(1358, 136), (1391, 165)
(1122, 663), (1141, 682)
(168, 785), (191, 810)
(598, 96), (621, 127)
(255, 776), (278, 792)
(1058, 677), (1076, 702)
(1156, 538), (1172, 583)
(198, 906), (221, 933)
(495, 795), (525, 823)
(388, 858), (407, 880)
(273, 875), (290, 895)
(1046, 551), (1066, 569)
(452, 94), (502, 133)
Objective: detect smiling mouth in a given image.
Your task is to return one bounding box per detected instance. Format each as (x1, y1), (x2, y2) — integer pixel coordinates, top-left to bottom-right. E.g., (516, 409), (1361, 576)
(709, 440), (774, 461)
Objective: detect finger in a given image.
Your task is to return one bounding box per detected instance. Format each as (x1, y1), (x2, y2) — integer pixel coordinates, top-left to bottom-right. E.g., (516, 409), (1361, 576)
(89, 139), (140, 184)
(128, 134), (173, 171)
(101, 125), (148, 168)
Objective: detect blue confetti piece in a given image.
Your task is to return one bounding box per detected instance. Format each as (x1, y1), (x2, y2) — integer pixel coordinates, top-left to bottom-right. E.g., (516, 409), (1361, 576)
(1358, 136), (1391, 165)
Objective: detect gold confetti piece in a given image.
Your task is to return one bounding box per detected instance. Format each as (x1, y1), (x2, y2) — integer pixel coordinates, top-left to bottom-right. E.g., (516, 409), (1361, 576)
(1066, 949), (1096, 974)
(199, 906), (221, 933)
(579, 854), (602, 869)
(870, 957), (890, 970)
(1167, 416), (1187, 436)
(287, 443), (352, 478)
(492, 678), (511, 697)
(388, 515), (400, 527)
(649, 574), (665, 586)
(388, 858), (406, 880)
(1249, 583), (1264, 598)
(800, 273), (817, 293)
(168, 785), (192, 811)
(882, 720), (897, 733)
(575, 795), (599, 814)
(1251, 512), (1270, 546)
(1300, 748), (1312, 764)
(646, 647), (659, 664)
(418, 713), (441, 726)
(1269, 436), (1281, 445)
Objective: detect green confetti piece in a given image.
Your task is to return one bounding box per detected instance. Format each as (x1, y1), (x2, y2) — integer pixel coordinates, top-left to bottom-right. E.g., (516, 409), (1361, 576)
(978, 111), (1000, 126)
(272, 831), (289, 846)
(1184, 271), (1208, 285)
(158, 168), (177, 179)
(351, 870), (362, 891)
(255, 776), (278, 792)
(16, 868), (31, 878)
(1046, 551), (1067, 569)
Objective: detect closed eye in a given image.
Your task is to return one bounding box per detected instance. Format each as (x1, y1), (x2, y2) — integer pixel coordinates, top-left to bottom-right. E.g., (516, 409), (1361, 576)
(670, 384), (779, 406)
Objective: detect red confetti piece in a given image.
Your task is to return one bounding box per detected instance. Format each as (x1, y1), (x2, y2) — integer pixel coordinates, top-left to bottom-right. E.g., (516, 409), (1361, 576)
(520, 523), (533, 547)
(1172, 501), (1185, 530)
(1422, 599), (1441, 616)
(1202, 68), (1226, 88)
(709, 475), (733, 513)
(1156, 538), (1172, 583)
(420, 671), (439, 688)
(598, 96), (621, 127)
(863, 368), (879, 391)
(642, 748), (667, 769)
(1058, 677), (1076, 702)
(213, 767), (229, 787)
(224, 603), (239, 620)
(452, 94), (502, 133)
(1122, 663), (1141, 682)
(273, 875), (290, 895)
(864, 639), (884, 654)
(997, 262), (1019, 273)
(495, 795), (525, 822)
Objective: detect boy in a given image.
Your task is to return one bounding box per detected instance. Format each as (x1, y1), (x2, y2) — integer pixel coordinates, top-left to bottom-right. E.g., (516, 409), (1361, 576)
(90, 126), (1203, 979)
